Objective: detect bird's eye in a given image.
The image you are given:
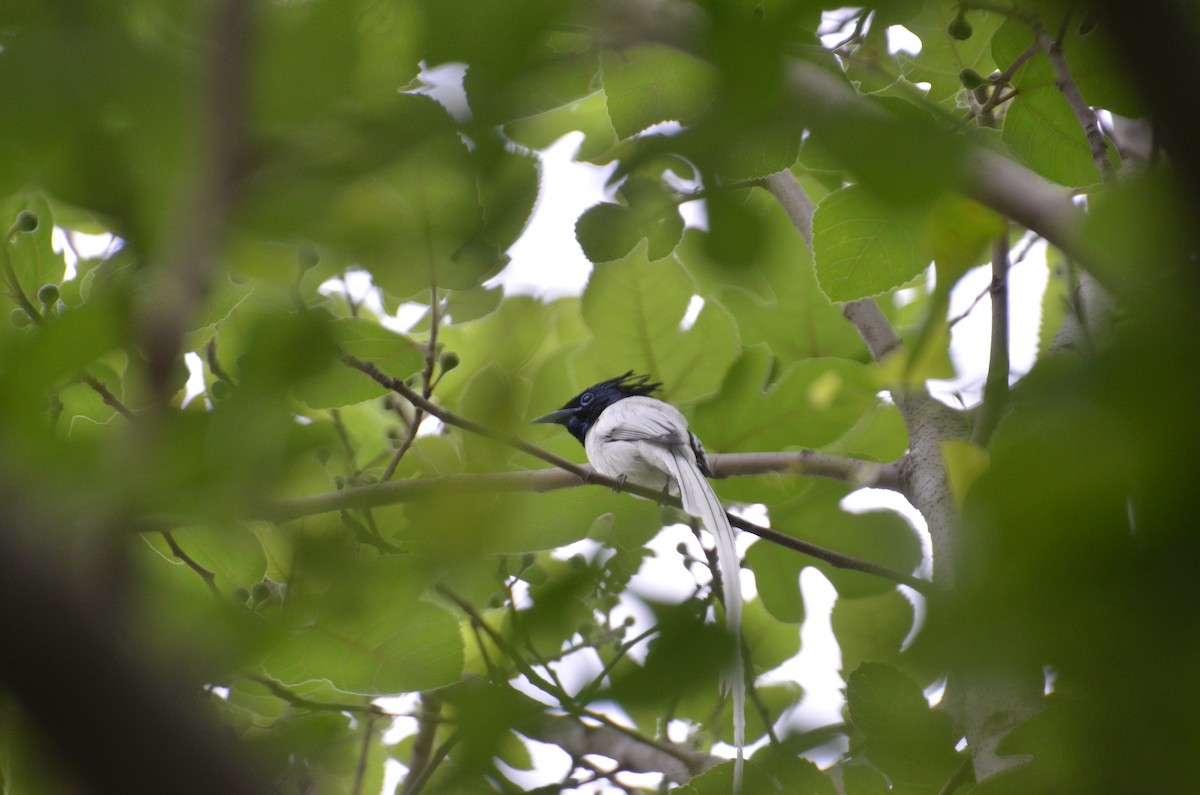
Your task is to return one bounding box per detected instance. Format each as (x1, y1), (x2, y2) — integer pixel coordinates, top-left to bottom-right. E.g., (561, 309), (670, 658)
(579, 392), (594, 406)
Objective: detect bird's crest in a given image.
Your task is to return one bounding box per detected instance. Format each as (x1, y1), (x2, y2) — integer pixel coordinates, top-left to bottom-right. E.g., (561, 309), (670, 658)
(598, 370), (661, 398)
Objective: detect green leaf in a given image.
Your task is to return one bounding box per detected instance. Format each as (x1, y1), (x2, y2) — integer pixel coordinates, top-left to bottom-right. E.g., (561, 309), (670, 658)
(898, 5), (1005, 104)
(294, 318), (423, 409)
(692, 346), (888, 454)
(677, 188), (866, 362)
(769, 483), (923, 598)
(831, 590), (915, 674)
(575, 176), (685, 263)
(264, 557), (463, 694)
(504, 89), (619, 160)
(813, 185), (932, 302)
(576, 241), (740, 403)
(846, 662), (961, 790)
(601, 45), (715, 139)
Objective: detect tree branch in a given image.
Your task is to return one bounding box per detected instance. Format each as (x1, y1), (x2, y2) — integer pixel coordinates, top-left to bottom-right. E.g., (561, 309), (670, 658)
(435, 585), (716, 780)
(0, 497), (269, 794)
(1032, 22), (1116, 185)
(266, 452), (903, 521)
(162, 530), (220, 598)
(842, 299), (903, 362)
(245, 674), (387, 717)
(761, 170), (815, 249)
(335, 353), (928, 592)
(137, 0), (250, 401)
(973, 231), (1011, 446)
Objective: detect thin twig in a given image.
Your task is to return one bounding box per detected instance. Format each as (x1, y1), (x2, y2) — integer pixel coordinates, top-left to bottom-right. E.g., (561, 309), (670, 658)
(1033, 21), (1116, 184)
(205, 336), (234, 385)
(382, 284), (440, 483)
(400, 694), (443, 795)
(82, 374), (135, 421)
(350, 713), (378, 795)
(937, 754), (975, 795)
(400, 731), (460, 795)
(246, 674), (387, 716)
(435, 585), (709, 773)
(340, 353), (931, 592)
(267, 452), (903, 522)
(162, 531), (220, 598)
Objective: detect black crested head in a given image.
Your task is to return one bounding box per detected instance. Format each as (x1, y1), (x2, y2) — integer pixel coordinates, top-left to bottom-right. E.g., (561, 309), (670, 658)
(533, 371), (661, 445)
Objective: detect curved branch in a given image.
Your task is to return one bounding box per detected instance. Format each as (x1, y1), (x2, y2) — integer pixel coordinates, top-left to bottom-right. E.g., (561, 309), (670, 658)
(266, 452), (903, 522)
(336, 353), (929, 592)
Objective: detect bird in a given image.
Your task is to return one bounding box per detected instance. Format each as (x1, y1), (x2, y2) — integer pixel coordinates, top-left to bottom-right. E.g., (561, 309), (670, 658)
(535, 371), (745, 789)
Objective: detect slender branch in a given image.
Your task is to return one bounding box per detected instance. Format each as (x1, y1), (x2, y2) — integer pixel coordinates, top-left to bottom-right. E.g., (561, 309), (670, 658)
(400, 694), (443, 795)
(762, 170), (816, 249)
(382, 286), (440, 483)
(267, 452), (903, 521)
(842, 299), (903, 362)
(1032, 22), (1116, 184)
(205, 336), (234, 385)
(246, 674), (387, 716)
(1, 235), (42, 325)
(137, 0), (249, 400)
(973, 231), (1011, 446)
(336, 353), (928, 591)
(351, 713), (379, 795)
(82, 374), (135, 421)
(401, 731), (460, 795)
(435, 585), (714, 777)
(162, 531), (220, 598)
(937, 755), (975, 795)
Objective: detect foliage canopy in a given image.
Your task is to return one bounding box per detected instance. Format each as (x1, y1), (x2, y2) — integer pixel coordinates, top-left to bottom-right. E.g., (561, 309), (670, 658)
(1, 1), (1198, 794)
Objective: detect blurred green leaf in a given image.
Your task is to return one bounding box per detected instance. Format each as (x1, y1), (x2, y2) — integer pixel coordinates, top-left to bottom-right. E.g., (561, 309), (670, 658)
(813, 184), (932, 302)
(575, 176), (685, 262)
(846, 662), (961, 789)
(832, 590), (915, 674)
(601, 45), (715, 139)
(264, 556), (463, 694)
(575, 242), (740, 403)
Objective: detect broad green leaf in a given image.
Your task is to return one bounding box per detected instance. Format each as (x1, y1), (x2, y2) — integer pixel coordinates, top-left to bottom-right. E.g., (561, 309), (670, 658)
(692, 346), (888, 454)
(898, 4), (1005, 104)
(504, 90), (619, 160)
(601, 45), (715, 139)
(677, 189), (866, 362)
(294, 318), (423, 409)
(846, 662), (961, 789)
(575, 176), (685, 263)
(576, 242), (740, 403)
(0, 195), (66, 309)
(831, 590), (915, 673)
(764, 482), (922, 598)
(264, 557), (463, 694)
(813, 185), (932, 302)
(1001, 65), (1104, 188)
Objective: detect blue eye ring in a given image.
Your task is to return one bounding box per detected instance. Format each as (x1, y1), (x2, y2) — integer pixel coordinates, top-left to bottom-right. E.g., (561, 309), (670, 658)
(579, 392), (594, 406)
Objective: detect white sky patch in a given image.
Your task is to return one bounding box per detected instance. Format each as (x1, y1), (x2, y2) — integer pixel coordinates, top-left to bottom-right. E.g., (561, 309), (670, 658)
(413, 61), (471, 122)
(182, 352), (206, 408)
(886, 25), (922, 56)
(51, 226), (121, 279)
(496, 132), (613, 299)
(931, 247), (1050, 405)
(679, 294), (705, 331)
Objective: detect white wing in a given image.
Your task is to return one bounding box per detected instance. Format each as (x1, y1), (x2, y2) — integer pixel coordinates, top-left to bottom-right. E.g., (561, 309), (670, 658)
(586, 396), (745, 789)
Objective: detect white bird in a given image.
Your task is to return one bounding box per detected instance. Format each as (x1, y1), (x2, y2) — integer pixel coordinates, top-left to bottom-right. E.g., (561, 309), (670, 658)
(536, 372), (745, 790)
